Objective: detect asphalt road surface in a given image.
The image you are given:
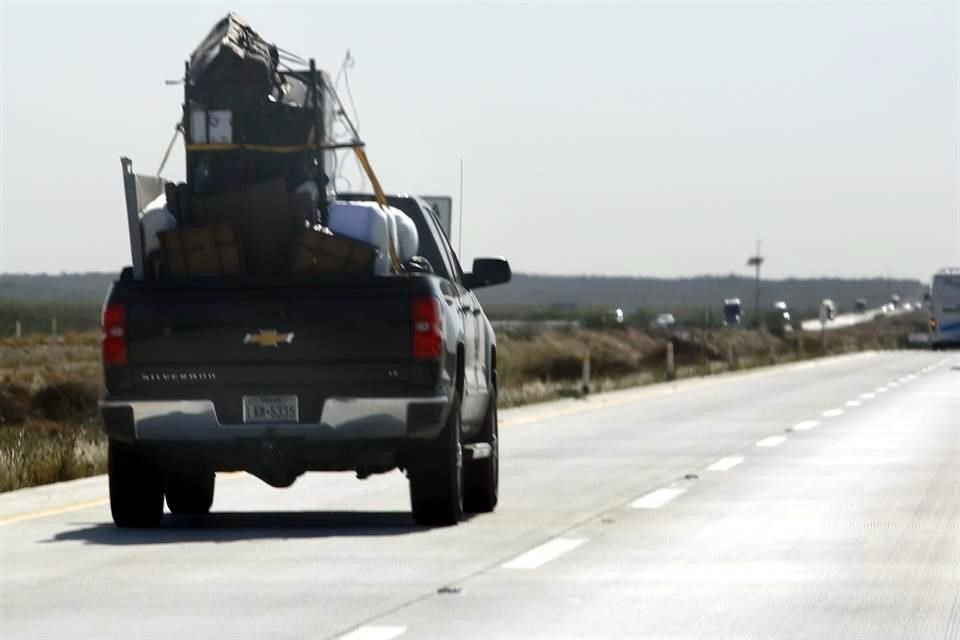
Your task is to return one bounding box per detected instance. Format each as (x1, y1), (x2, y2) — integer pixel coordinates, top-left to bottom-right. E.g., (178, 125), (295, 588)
(2, 351), (958, 640)
(800, 306), (909, 332)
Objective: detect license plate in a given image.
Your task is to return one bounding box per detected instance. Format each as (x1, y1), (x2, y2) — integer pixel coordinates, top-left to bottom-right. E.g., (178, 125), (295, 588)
(242, 395), (299, 423)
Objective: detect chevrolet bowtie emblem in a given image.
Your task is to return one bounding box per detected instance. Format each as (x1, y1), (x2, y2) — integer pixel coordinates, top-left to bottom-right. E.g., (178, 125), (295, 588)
(243, 330), (295, 348)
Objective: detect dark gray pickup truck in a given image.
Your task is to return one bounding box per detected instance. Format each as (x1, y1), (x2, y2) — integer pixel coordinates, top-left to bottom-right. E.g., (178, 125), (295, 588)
(100, 194), (510, 528)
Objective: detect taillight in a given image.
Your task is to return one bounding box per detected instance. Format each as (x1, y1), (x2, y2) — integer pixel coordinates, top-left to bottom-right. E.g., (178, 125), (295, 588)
(102, 303), (128, 365)
(413, 296), (443, 360)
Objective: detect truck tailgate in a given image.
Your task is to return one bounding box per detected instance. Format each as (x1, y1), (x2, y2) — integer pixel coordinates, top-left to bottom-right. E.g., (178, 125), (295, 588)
(122, 281), (413, 365)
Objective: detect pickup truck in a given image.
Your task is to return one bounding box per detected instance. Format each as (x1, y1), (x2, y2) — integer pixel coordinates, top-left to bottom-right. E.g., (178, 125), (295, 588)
(100, 193), (510, 528)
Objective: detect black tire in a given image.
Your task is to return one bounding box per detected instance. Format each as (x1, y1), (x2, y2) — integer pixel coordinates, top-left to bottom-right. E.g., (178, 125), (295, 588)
(108, 439), (165, 528)
(409, 395), (464, 526)
(166, 469), (215, 515)
(464, 388), (498, 513)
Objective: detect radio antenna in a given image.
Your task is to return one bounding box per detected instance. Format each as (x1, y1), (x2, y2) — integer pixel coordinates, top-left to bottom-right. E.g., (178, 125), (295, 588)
(458, 157), (464, 256)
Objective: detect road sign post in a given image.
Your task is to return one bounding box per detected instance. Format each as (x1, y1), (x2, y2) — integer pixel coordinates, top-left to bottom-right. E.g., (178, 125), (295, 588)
(581, 352), (591, 395)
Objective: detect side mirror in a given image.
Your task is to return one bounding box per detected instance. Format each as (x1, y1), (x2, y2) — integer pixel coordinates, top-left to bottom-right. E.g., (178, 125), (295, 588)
(463, 257), (511, 289)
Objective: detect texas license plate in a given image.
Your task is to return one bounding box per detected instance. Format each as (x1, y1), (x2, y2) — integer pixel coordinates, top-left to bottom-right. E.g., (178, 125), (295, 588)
(242, 395), (299, 423)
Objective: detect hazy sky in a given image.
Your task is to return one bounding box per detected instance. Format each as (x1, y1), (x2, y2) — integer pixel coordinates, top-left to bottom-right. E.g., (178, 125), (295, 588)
(1, 1), (957, 281)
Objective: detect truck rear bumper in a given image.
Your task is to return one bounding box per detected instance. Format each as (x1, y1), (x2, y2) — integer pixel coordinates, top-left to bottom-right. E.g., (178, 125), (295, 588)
(100, 394), (451, 443)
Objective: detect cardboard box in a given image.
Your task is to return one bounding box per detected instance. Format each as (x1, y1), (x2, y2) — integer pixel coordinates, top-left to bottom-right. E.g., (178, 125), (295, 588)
(191, 179), (312, 274)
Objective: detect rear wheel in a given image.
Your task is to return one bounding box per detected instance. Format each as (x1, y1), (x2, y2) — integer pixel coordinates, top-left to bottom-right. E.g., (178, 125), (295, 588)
(108, 439), (165, 528)
(409, 396), (463, 526)
(166, 469), (215, 515)
(464, 388), (498, 513)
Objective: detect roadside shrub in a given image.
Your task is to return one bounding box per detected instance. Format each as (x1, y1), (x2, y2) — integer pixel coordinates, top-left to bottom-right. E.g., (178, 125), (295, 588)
(31, 381), (99, 421)
(0, 382), (31, 426)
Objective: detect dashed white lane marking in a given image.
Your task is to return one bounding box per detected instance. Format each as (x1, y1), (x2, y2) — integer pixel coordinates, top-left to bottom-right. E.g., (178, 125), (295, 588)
(889, 381), (900, 388)
(630, 488), (687, 509)
(707, 456), (744, 471)
(845, 400), (861, 407)
(860, 393), (875, 400)
(503, 538), (588, 569)
(336, 626), (406, 640)
(822, 409), (844, 417)
(756, 436), (787, 448)
(793, 420), (819, 431)
(877, 386), (889, 393)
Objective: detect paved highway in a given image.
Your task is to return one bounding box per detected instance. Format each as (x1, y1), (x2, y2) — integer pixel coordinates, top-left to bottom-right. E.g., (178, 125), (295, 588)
(800, 306), (911, 332)
(2, 351), (958, 640)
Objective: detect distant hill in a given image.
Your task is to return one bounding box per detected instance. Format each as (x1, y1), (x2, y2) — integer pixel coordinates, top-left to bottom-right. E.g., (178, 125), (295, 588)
(0, 273), (116, 304)
(0, 271), (923, 314)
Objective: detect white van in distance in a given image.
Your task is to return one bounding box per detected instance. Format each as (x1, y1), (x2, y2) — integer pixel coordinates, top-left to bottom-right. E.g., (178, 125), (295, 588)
(930, 267), (960, 349)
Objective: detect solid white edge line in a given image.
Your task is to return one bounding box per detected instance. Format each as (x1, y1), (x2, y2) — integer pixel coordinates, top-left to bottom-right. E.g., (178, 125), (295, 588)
(756, 436), (786, 448)
(336, 626), (407, 640)
(793, 420), (819, 431)
(502, 537), (588, 570)
(630, 487), (687, 509)
(707, 456), (744, 471)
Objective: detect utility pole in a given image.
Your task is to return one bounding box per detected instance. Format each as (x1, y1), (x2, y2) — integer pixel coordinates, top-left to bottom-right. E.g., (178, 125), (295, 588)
(746, 240), (764, 328)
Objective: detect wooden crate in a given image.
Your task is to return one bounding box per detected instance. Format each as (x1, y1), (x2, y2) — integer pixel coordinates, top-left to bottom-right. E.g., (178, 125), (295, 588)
(290, 228), (377, 275)
(159, 223), (245, 277)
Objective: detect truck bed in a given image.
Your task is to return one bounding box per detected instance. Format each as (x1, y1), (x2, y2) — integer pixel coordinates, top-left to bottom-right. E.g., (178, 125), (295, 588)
(103, 274), (447, 427)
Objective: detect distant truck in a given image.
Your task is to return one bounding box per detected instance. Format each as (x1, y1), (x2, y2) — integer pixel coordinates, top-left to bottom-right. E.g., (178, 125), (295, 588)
(772, 300), (790, 322)
(930, 268), (960, 349)
(722, 298), (743, 327)
(854, 298), (868, 313)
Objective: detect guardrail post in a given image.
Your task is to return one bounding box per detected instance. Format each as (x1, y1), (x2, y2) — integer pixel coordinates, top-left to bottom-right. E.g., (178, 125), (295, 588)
(14, 320), (21, 339)
(726, 341), (734, 369)
(768, 344), (776, 365)
(666, 342), (676, 380)
(581, 352), (591, 395)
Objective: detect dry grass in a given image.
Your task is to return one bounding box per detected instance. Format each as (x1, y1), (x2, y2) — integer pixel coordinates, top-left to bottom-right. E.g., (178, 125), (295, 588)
(1, 335), (106, 491)
(0, 420), (107, 492)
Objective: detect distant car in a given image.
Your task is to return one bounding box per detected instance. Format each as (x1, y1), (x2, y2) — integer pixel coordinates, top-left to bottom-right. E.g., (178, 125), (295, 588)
(855, 298), (868, 313)
(820, 299), (836, 322)
(890, 294), (901, 309)
(723, 298), (743, 327)
(651, 313), (676, 330)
